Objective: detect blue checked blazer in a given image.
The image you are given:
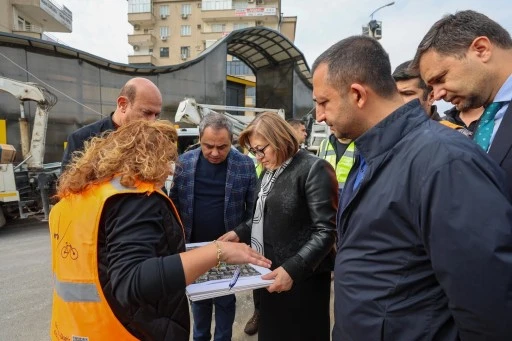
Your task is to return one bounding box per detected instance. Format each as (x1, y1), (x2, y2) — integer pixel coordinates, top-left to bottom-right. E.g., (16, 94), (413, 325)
(169, 148), (257, 242)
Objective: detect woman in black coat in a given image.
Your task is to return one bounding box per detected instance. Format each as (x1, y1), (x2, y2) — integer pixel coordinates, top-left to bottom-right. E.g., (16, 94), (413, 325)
(220, 112), (338, 341)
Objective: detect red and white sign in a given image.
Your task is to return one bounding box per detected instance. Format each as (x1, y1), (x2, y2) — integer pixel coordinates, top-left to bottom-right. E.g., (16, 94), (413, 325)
(235, 7), (276, 17)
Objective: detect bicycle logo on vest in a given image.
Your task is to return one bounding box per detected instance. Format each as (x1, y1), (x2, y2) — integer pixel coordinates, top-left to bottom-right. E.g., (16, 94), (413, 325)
(61, 242), (78, 260)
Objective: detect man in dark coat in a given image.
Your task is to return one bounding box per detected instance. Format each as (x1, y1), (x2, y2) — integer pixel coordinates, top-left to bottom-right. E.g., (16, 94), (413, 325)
(413, 10), (512, 198)
(61, 77), (162, 171)
(169, 113), (256, 341)
(312, 35), (512, 340)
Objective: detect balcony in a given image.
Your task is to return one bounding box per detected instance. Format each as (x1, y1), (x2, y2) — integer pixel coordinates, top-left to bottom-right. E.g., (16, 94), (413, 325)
(128, 12), (156, 26)
(128, 54), (157, 66)
(202, 6), (278, 23)
(12, 27), (42, 39)
(13, 22), (43, 33)
(12, 0), (72, 32)
(201, 8), (235, 22)
(202, 31), (226, 39)
(128, 33), (156, 47)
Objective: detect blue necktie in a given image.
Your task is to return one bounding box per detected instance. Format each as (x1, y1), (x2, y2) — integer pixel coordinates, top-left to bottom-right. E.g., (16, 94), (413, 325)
(474, 102), (504, 152)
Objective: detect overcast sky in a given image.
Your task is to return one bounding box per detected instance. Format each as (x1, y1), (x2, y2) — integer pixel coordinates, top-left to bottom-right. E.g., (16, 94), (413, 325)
(51, 0), (512, 112)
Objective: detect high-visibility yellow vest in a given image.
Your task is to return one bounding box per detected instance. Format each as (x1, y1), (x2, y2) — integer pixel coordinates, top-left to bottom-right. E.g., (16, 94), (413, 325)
(317, 138), (355, 190)
(49, 178), (183, 341)
(248, 152), (263, 177)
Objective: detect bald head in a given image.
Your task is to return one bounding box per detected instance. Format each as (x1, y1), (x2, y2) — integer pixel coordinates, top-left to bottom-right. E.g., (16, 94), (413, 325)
(113, 77), (162, 126)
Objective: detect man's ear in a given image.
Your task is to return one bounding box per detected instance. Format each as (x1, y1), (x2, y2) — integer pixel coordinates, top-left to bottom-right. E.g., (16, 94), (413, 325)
(350, 83), (367, 109)
(470, 36), (492, 62)
(117, 96), (128, 112)
(427, 89), (435, 105)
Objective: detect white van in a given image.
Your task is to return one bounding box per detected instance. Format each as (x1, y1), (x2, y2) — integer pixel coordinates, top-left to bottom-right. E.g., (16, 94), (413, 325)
(177, 127), (199, 154)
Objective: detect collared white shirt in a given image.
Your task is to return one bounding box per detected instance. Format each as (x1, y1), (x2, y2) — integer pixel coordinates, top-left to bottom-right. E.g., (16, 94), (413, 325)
(490, 74), (512, 147)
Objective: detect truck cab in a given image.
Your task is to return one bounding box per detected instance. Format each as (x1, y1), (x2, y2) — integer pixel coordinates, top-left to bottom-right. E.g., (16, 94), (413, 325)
(177, 127), (199, 154)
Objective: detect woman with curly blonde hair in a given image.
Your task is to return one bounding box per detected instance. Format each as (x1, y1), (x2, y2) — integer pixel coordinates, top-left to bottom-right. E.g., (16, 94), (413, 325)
(49, 120), (270, 341)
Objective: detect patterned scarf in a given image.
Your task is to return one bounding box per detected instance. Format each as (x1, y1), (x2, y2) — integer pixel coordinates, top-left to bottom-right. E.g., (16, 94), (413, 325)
(251, 157), (292, 254)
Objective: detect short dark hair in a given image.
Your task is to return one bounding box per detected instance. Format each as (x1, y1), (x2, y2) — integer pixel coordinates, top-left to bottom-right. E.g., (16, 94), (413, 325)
(412, 10), (512, 69)
(312, 35), (397, 98)
(198, 112), (233, 140)
(286, 119), (304, 128)
(392, 60), (430, 101)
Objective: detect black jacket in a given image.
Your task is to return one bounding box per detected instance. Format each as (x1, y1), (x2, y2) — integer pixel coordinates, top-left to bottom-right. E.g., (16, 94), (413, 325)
(98, 193), (189, 341)
(488, 104), (512, 198)
(443, 106), (479, 136)
(334, 100), (512, 340)
(234, 149), (338, 283)
(61, 114), (115, 171)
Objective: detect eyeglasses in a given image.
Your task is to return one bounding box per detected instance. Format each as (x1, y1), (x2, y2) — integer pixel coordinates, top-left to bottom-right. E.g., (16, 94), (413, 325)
(248, 144), (270, 158)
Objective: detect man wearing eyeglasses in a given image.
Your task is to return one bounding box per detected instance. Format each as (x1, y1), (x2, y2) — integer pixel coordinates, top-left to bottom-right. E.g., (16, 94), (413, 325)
(169, 112), (257, 341)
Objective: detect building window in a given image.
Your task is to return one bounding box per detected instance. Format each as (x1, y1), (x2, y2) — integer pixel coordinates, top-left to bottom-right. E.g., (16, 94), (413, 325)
(181, 46), (190, 59)
(246, 86), (256, 97)
(149, 48), (153, 54)
(182, 4), (192, 15)
(233, 1), (248, 10)
(160, 26), (169, 37)
(205, 39), (217, 49)
(17, 16), (24, 30)
(227, 60), (254, 76)
(233, 23), (249, 30)
(128, 0), (151, 13)
(160, 47), (169, 57)
(181, 25), (191, 36)
(160, 5), (169, 16)
(211, 24), (226, 33)
(202, 0), (233, 11)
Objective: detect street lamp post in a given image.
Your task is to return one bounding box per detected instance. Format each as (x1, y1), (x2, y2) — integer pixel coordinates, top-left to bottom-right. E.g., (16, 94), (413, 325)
(362, 1), (395, 40)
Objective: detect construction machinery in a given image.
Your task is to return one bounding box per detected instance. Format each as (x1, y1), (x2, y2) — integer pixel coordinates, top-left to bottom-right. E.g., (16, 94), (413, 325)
(304, 115), (330, 153)
(175, 98), (285, 137)
(175, 98), (329, 154)
(0, 76), (58, 227)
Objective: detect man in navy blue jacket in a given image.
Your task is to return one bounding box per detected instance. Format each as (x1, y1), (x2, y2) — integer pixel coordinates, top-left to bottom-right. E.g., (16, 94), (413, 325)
(312, 35), (512, 340)
(169, 112), (256, 341)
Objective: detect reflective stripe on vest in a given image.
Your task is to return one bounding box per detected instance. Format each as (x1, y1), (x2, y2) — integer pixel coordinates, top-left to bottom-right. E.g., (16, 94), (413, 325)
(318, 139), (355, 189)
(49, 178), (182, 341)
(54, 275), (100, 302)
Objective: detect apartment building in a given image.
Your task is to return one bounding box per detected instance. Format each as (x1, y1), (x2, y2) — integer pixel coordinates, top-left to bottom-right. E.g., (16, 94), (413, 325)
(0, 0), (72, 39)
(127, 0), (296, 67)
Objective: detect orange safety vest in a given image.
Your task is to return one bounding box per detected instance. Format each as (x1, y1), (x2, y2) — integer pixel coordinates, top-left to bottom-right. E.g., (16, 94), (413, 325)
(439, 120), (474, 137)
(49, 178), (184, 341)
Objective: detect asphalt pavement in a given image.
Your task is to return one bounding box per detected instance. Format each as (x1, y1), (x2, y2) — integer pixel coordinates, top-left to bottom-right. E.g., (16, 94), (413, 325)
(0, 219), (52, 341)
(0, 219), (333, 340)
